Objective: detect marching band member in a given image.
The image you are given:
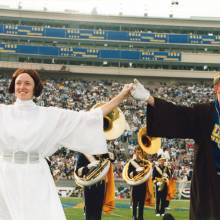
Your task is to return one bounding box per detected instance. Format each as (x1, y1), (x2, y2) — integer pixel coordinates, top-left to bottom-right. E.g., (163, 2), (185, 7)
(74, 95), (129, 220)
(152, 156), (171, 217)
(165, 161), (176, 210)
(128, 147), (149, 220)
(74, 152), (115, 220)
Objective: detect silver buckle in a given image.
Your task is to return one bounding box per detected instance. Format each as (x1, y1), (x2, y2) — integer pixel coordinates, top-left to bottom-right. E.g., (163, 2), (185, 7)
(14, 151), (28, 164)
(29, 152), (40, 163)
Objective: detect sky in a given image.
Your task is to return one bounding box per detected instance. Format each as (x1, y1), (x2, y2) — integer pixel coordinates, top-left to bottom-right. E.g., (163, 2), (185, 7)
(0, 0), (220, 19)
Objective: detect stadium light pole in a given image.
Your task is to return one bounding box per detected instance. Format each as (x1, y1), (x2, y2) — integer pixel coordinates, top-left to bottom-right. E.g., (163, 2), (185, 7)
(144, 3), (148, 17)
(18, 1), (22, 10)
(169, 0), (179, 18)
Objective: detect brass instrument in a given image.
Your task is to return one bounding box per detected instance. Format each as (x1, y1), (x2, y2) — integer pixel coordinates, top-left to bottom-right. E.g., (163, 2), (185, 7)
(156, 175), (169, 191)
(74, 101), (127, 186)
(74, 159), (110, 187)
(91, 102), (127, 140)
(122, 159), (152, 186)
(155, 164), (169, 191)
(122, 126), (161, 185)
(85, 159), (109, 180)
(138, 127), (161, 155)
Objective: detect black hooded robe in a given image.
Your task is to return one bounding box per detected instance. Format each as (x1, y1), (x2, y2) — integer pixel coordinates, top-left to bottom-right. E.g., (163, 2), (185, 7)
(147, 98), (220, 220)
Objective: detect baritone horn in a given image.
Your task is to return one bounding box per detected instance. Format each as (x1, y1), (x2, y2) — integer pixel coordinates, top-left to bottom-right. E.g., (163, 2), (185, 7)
(138, 127), (161, 155)
(91, 102), (128, 140)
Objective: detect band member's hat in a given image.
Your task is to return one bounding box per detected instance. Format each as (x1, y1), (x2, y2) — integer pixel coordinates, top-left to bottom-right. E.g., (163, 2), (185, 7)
(157, 155), (166, 161)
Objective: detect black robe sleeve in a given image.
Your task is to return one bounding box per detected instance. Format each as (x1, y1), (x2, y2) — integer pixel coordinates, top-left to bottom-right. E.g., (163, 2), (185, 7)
(147, 97), (199, 139)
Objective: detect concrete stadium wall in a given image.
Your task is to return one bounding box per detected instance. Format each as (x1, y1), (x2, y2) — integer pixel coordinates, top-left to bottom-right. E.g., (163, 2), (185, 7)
(1, 8), (220, 29)
(182, 52), (220, 64)
(0, 61), (216, 80)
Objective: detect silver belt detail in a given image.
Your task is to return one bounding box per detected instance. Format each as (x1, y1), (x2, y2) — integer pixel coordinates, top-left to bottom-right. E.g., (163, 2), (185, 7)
(0, 151), (41, 164)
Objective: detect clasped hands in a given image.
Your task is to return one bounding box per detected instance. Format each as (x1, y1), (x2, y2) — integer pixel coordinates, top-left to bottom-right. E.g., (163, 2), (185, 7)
(121, 79), (151, 102)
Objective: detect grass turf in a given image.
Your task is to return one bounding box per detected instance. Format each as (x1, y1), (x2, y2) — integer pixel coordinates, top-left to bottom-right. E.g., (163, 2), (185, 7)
(62, 197), (189, 220)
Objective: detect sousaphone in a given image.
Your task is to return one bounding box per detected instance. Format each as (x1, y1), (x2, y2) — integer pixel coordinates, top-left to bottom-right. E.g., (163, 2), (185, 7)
(122, 158), (152, 186)
(138, 127), (161, 155)
(122, 127), (161, 186)
(74, 159), (110, 187)
(74, 102), (127, 186)
(91, 102), (127, 140)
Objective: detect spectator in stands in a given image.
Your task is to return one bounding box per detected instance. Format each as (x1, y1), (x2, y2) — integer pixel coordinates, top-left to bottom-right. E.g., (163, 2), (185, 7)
(131, 77), (220, 220)
(0, 68), (133, 220)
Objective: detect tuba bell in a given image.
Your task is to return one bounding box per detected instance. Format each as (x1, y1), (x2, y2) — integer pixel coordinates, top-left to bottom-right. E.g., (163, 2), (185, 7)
(91, 102), (127, 140)
(138, 127), (161, 155)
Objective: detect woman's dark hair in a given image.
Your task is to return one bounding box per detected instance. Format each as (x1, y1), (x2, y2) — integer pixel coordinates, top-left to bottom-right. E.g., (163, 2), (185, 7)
(8, 68), (43, 97)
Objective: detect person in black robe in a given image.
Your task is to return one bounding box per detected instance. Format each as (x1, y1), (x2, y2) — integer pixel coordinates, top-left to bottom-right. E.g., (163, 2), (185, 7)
(131, 78), (220, 220)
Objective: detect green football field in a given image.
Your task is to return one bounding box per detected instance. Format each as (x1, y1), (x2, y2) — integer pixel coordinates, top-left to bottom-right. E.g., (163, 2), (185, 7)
(62, 197), (189, 220)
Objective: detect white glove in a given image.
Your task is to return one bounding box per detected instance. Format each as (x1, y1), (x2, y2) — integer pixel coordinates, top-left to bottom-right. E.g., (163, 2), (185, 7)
(136, 167), (144, 172)
(157, 182), (162, 186)
(131, 79), (150, 101)
(87, 160), (99, 169)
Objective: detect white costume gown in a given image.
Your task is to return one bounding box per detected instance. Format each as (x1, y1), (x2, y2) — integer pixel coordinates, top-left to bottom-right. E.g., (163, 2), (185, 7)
(0, 99), (107, 220)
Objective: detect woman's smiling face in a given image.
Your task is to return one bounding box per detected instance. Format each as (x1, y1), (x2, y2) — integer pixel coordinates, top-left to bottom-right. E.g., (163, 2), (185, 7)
(15, 73), (35, 100)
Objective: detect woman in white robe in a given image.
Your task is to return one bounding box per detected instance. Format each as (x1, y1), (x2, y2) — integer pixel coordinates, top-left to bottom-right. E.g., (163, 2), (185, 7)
(0, 68), (133, 220)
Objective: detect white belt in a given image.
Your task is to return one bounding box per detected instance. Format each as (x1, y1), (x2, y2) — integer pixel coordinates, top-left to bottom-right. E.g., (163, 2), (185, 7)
(0, 151), (41, 164)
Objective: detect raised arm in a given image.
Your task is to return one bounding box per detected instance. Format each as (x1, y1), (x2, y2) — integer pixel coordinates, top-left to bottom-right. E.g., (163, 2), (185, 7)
(100, 83), (133, 116)
(130, 79), (198, 139)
